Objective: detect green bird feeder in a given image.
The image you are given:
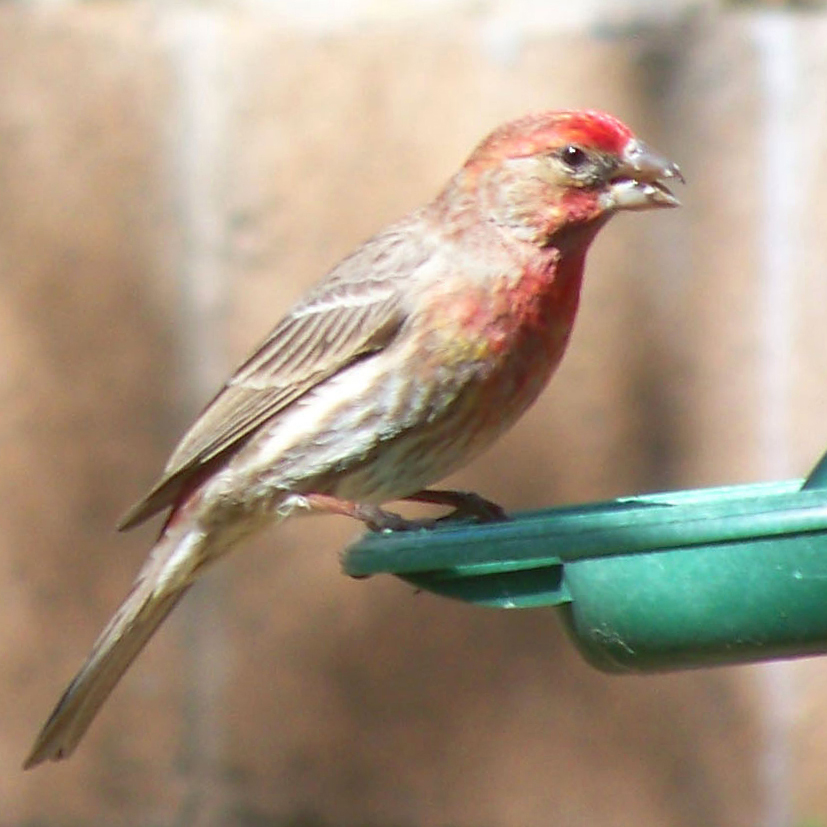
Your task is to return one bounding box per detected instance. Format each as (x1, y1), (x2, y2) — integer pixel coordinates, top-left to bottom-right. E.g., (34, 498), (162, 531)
(342, 449), (827, 673)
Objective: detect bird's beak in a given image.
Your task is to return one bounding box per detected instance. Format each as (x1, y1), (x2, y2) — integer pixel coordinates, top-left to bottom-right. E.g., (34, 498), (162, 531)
(602, 139), (684, 211)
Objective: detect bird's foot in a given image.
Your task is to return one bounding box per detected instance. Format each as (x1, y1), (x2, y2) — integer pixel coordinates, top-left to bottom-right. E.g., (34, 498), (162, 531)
(353, 504), (439, 533)
(302, 494), (436, 532)
(404, 488), (509, 524)
(304, 489), (508, 533)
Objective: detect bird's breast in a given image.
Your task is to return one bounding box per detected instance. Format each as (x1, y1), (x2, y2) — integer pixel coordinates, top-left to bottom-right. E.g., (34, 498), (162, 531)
(217, 253), (587, 508)
(418, 251), (584, 397)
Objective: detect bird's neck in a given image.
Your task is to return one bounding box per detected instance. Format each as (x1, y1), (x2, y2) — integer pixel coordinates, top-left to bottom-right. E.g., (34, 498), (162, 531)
(435, 171), (613, 251)
(511, 241), (586, 333)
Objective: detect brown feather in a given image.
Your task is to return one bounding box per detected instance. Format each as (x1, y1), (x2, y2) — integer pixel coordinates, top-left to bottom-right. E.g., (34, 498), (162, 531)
(116, 224), (433, 530)
(23, 537), (193, 767)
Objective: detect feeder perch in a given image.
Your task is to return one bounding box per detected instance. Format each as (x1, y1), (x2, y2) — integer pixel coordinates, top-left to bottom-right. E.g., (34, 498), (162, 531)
(342, 450), (827, 672)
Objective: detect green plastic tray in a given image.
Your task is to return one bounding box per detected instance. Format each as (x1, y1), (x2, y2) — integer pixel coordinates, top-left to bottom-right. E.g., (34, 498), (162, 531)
(342, 452), (827, 672)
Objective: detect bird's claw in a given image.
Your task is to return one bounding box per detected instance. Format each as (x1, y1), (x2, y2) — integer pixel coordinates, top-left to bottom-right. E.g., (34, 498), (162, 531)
(436, 491), (510, 524)
(355, 504), (437, 533)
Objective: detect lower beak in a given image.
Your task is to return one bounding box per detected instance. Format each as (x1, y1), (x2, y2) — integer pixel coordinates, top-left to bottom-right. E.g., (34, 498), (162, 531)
(602, 139), (684, 212)
(604, 178), (681, 210)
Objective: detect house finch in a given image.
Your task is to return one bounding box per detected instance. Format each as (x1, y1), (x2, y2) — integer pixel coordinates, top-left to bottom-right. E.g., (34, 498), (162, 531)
(24, 109), (682, 768)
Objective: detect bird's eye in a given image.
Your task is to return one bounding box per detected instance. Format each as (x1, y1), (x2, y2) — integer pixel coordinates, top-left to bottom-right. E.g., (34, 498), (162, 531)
(559, 145), (588, 170)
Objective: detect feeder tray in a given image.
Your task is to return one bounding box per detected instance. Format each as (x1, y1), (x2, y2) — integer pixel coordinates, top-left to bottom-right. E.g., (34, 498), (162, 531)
(342, 450), (827, 672)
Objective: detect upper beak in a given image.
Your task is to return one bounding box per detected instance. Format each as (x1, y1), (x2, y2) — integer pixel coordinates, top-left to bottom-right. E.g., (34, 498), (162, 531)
(602, 139), (684, 211)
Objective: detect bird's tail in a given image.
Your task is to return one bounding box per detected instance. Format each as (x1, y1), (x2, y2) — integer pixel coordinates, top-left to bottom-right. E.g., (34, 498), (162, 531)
(23, 523), (203, 769)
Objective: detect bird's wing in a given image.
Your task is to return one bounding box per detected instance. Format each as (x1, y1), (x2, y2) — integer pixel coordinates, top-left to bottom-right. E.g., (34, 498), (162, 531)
(117, 245), (418, 530)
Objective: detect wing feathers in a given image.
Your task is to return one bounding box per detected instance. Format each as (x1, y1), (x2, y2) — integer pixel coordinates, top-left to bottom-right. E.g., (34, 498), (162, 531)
(118, 283), (406, 530)
(118, 219), (435, 531)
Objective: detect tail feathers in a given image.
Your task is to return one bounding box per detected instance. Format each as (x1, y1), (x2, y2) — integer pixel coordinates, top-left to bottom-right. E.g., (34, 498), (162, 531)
(23, 532), (198, 769)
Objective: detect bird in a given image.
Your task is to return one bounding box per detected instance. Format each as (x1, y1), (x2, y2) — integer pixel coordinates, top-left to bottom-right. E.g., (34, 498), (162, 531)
(24, 109), (682, 768)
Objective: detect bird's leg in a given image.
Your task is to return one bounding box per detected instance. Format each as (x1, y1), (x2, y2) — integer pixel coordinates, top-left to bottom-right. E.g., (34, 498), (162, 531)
(303, 493), (436, 532)
(403, 489), (509, 523)
(304, 490), (508, 532)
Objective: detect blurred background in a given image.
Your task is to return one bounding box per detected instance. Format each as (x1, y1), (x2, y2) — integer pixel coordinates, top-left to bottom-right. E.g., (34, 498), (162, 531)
(3, 0), (827, 824)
